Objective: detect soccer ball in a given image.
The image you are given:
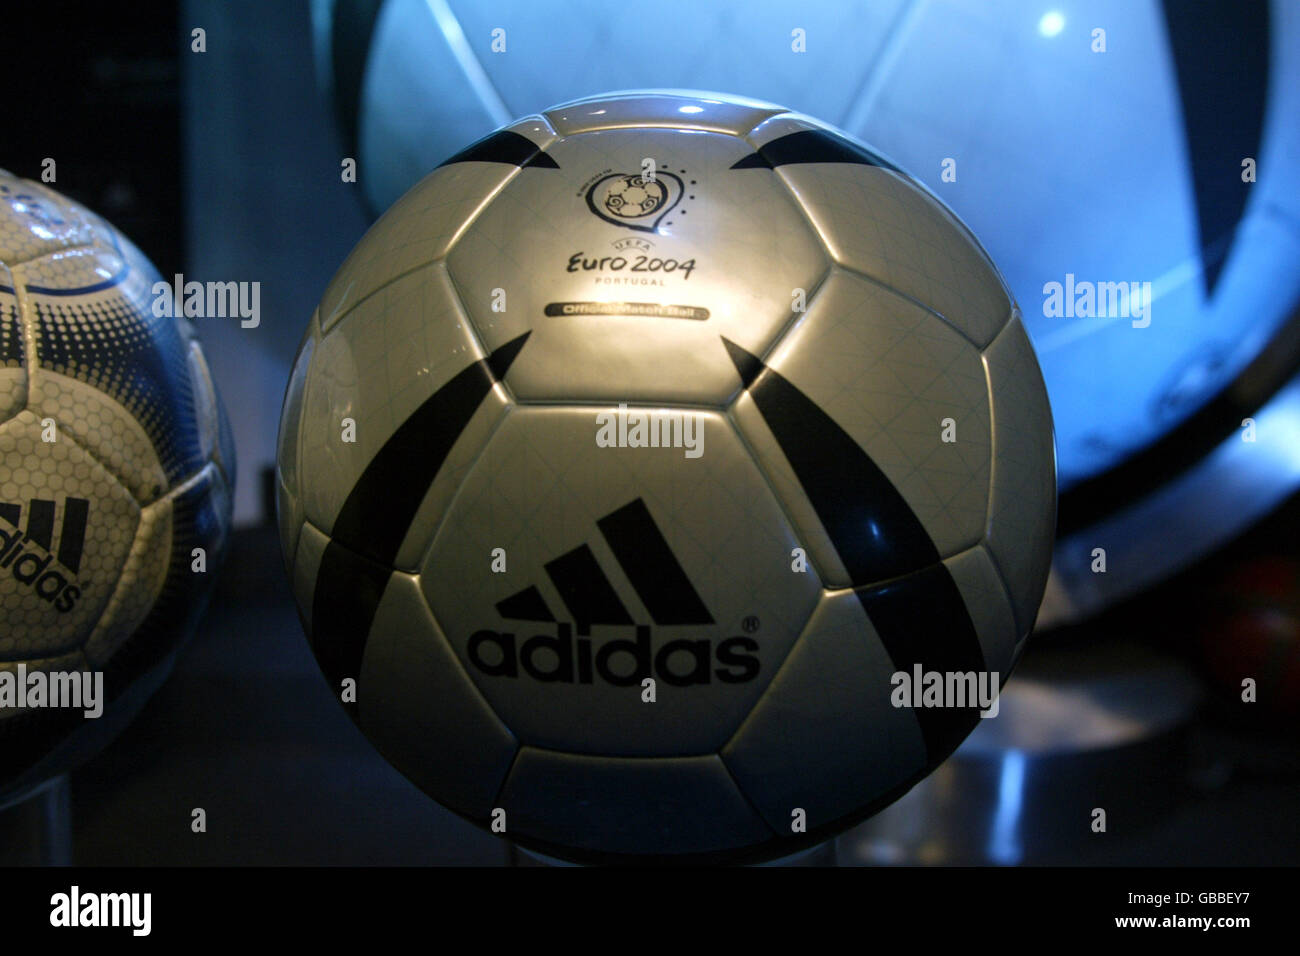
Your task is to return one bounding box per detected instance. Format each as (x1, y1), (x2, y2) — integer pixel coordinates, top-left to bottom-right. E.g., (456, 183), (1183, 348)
(0, 170), (234, 804)
(277, 90), (1055, 863)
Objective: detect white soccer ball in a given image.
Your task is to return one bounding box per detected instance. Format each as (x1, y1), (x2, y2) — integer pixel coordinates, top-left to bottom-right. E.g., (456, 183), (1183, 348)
(0, 170), (235, 804)
(277, 90), (1055, 862)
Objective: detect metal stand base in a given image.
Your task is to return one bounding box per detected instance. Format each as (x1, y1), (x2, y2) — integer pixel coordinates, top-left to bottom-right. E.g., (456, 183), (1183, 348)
(838, 640), (1203, 865)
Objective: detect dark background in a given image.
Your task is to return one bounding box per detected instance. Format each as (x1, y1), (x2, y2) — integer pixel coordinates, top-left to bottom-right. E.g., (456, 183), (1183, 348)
(0, 0), (1295, 865)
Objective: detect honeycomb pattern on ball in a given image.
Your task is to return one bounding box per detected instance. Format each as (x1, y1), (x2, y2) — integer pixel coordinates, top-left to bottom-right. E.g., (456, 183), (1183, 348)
(0, 166), (235, 791)
(25, 264), (205, 495)
(0, 166), (208, 506)
(83, 493), (172, 667)
(0, 410), (140, 662)
(31, 371), (166, 503)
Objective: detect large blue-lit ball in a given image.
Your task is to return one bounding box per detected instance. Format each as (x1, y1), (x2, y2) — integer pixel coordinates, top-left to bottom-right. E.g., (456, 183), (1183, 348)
(312, 1), (1300, 616)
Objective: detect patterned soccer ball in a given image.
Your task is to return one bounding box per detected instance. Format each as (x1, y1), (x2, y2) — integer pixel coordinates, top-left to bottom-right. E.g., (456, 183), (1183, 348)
(277, 90), (1055, 863)
(0, 170), (234, 804)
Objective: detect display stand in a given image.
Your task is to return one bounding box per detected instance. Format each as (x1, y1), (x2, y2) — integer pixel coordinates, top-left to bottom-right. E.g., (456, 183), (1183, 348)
(838, 640), (1203, 865)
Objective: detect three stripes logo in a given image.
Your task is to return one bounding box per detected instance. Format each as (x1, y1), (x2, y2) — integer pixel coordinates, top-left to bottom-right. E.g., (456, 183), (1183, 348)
(468, 498), (760, 687)
(0, 498), (89, 613)
(311, 329), (988, 769)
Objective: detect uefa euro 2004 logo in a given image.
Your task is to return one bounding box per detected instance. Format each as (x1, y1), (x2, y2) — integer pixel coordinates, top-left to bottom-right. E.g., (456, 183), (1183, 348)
(585, 169), (687, 233)
(601, 174), (667, 218)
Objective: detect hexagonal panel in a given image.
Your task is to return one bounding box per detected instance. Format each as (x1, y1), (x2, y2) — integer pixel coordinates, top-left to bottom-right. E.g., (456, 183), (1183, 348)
(731, 269), (991, 588)
(446, 127), (827, 404)
(82, 489), (172, 666)
(722, 588), (927, 832)
(725, 540), (1012, 834)
(358, 570), (517, 819)
(420, 405), (821, 756)
(26, 368), (164, 506)
(297, 263), (508, 569)
(0, 410), (139, 660)
(983, 313), (1057, 634)
(757, 113), (1011, 349)
(499, 747), (771, 858)
(317, 114), (554, 330)
(22, 246), (206, 502)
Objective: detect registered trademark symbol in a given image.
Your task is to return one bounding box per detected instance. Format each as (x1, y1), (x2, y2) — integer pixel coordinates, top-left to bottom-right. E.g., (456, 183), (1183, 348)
(742, 616), (760, 634)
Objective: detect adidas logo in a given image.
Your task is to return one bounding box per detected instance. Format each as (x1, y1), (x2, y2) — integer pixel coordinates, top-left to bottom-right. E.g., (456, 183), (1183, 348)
(468, 498), (761, 687)
(0, 498), (89, 614)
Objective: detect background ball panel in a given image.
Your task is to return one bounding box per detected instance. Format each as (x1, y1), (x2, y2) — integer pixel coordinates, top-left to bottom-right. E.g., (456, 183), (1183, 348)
(984, 312), (1057, 635)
